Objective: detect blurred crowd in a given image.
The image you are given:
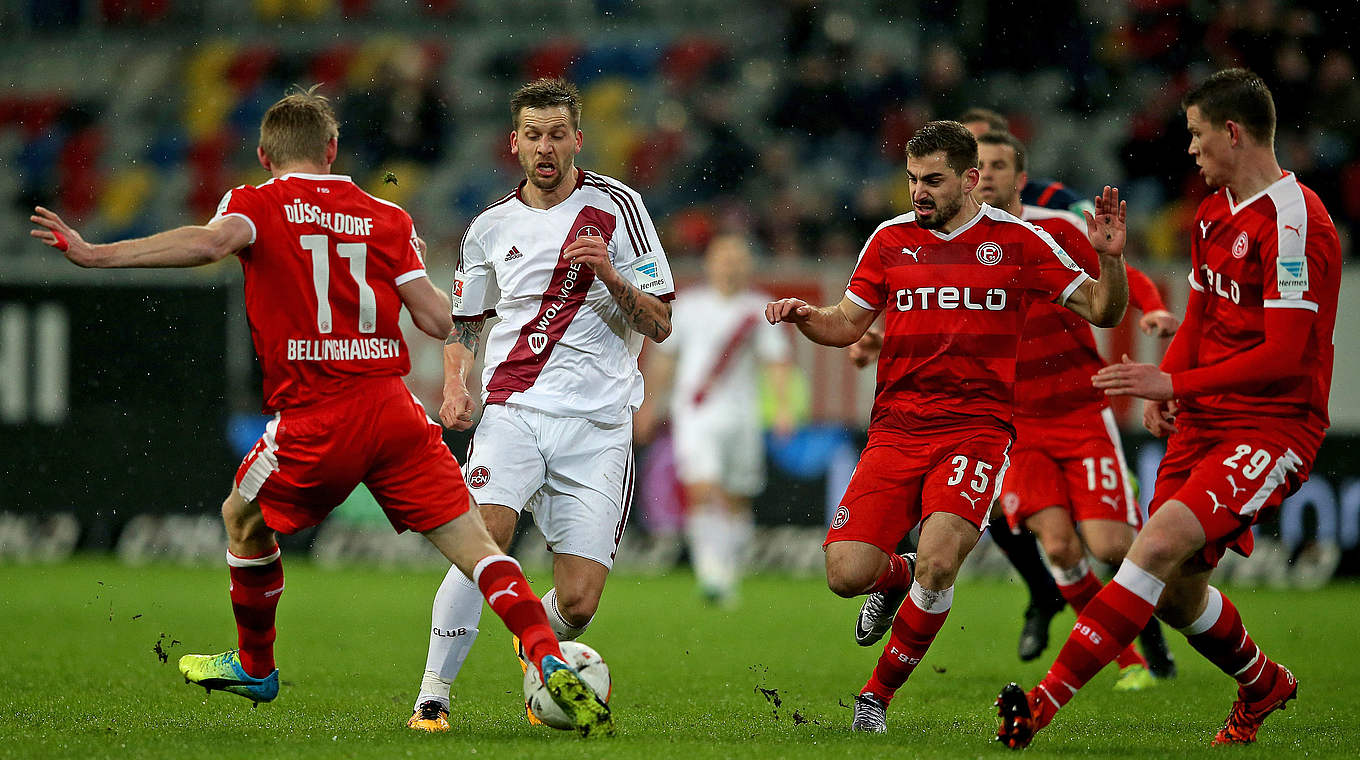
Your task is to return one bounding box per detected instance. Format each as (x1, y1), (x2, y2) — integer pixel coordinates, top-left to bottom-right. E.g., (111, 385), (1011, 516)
(3, 0), (1356, 267)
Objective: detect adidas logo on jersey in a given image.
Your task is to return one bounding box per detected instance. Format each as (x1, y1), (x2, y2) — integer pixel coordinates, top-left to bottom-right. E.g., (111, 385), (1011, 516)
(505, 246), (522, 261)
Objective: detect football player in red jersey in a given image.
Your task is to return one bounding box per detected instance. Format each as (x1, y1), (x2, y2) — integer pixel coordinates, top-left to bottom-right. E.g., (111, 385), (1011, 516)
(29, 87), (613, 737)
(974, 129), (1179, 692)
(997, 69), (1340, 750)
(766, 120), (1130, 733)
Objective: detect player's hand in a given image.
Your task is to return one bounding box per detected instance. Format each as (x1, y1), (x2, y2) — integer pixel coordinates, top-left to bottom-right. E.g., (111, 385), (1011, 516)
(1138, 309), (1179, 337)
(1142, 398), (1179, 438)
(1082, 186), (1126, 256)
(30, 206), (96, 266)
(848, 328), (883, 368)
(1092, 353), (1174, 400)
(439, 386), (477, 431)
(765, 298), (813, 325)
(563, 235), (615, 278)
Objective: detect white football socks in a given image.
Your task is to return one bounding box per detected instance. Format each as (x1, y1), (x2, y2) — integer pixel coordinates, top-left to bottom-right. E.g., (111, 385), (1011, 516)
(415, 564), (484, 710)
(542, 587), (590, 641)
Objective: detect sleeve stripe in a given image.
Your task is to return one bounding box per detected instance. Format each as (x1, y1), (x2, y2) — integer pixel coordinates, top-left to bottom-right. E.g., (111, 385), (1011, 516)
(1058, 272), (1090, 305)
(1264, 299), (1318, 312)
(585, 173), (650, 254)
(845, 289), (876, 311)
(394, 269), (426, 286)
(215, 212), (257, 245)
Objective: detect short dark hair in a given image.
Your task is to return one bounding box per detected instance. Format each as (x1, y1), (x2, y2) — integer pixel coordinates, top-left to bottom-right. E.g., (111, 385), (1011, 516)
(259, 84), (338, 166)
(510, 77), (583, 130)
(956, 107), (1008, 132)
(976, 130), (1027, 173)
(1182, 68), (1276, 145)
(906, 120), (978, 175)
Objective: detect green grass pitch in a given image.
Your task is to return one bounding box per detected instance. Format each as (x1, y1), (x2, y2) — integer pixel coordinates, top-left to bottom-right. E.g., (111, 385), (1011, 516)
(2, 558), (1356, 759)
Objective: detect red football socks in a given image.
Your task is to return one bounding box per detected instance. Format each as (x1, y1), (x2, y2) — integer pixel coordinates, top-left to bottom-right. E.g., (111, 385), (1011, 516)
(869, 552), (915, 594)
(1038, 560), (1164, 708)
(1180, 586), (1281, 701)
(1054, 562), (1145, 670)
(474, 554), (561, 670)
(862, 583), (952, 702)
(227, 546), (284, 678)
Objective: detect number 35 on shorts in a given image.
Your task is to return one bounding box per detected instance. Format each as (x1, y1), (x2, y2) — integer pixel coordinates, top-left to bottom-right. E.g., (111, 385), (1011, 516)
(946, 455), (994, 493)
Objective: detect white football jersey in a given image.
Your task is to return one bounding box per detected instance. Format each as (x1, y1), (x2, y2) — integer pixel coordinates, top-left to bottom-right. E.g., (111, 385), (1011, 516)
(451, 170), (676, 424)
(659, 285), (789, 421)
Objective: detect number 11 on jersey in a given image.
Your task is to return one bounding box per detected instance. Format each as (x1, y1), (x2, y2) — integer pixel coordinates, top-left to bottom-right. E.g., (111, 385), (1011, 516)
(300, 234), (376, 334)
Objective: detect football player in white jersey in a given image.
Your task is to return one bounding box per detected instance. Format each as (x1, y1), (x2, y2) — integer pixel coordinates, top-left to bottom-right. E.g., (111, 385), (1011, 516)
(637, 235), (793, 605)
(407, 78), (676, 731)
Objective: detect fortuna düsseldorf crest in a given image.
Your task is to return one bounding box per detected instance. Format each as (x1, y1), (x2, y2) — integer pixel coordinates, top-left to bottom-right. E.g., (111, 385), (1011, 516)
(976, 242), (1003, 265)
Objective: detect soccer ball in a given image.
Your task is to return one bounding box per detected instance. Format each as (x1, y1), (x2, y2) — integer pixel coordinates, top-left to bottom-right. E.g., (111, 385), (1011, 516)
(522, 641), (612, 730)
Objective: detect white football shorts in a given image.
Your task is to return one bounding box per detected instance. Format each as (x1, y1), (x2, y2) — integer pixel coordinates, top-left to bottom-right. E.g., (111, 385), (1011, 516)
(672, 408), (766, 497)
(465, 403), (633, 569)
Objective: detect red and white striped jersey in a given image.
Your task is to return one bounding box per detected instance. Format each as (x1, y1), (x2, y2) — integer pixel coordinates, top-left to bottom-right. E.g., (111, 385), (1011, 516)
(1012, 205), (1167, 420)
(1179, 171), (1339, 429)
(211, 172), (426, 412)
(451, 170), (676, 424)
(657, 285), (790, 420)
(846, 204), (1090, 436)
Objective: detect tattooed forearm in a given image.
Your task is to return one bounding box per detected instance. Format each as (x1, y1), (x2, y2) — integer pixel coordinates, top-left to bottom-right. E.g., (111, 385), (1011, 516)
(605, 278), (672, 341)
(445, 318), (485, 354)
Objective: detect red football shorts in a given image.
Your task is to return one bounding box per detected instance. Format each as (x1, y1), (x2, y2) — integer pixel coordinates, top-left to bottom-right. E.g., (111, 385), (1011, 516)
(826, 426), (1013, 553)
(1148, 421), (1319, 567)
(235, 376), (470, 535)
(999, 408), (1140, 532)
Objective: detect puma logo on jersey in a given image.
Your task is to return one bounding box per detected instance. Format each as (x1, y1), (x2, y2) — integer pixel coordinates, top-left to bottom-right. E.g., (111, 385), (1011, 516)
(505, 246), (522, 261)
(1226, 475), (1246, 497)
(1200, 221), (1212, 238)
(489, 582), (520, 605)
(1100, 495), (1122, 510)
(959, 492), (981, 508)
(902, 247), (920, 262)
(1283, 223), (1302, 237)
(1206, 490), (1229, 515)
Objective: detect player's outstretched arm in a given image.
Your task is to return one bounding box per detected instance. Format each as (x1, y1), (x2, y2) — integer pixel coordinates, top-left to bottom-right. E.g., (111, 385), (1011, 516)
(634, 349), (676, 444)
(1063, 186), (1129, 327)
(440, 319), (483, 430)
(848, 325), (884, 368)
(30, 206), (251, 268)
(765, 296), (875, 348)
(398, 277), (454, 340)
(563, 235), (672, 341)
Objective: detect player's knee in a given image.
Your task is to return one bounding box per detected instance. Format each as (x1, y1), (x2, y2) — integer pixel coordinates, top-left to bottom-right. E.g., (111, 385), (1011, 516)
(1129, 526), (1194, 572)
(824, 556), (876, 598)
(1086, 533), (1133, 566)
(553, 588), (599, 629)
(1039, 532), (1084, 569)
(912, 553), (960, 590)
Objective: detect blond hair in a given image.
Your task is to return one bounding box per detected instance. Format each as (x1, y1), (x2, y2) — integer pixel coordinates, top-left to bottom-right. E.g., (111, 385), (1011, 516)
(259, 85), (339, 166)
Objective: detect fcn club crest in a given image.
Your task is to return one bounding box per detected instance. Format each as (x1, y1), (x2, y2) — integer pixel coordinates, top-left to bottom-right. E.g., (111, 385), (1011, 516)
(576, 225), (602, 239)
(1232, 232), (1249, 259)
(976, 242), (1004, 265)
(468, 466), (491, 489)
(528, 332), (549, 354)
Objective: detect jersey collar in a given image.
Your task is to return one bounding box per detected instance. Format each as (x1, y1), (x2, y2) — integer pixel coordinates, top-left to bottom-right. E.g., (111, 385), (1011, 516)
(514, 168), (588, 209)
(926, 203), (987, 240)
(1224, 170), (1293, 215)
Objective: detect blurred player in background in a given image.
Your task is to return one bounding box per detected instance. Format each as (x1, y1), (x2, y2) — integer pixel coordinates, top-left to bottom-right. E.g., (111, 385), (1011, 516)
(974, 129), (1178, 691)
(955, 107), (1175, 669)
(28, 87), (613, 736)
(635, 234), (794, 606)
(997, 68), (1340, 749)
(408, 77), (674, 730)
(766, 120), (1129, 733)
(959, 108), (1093, 217)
